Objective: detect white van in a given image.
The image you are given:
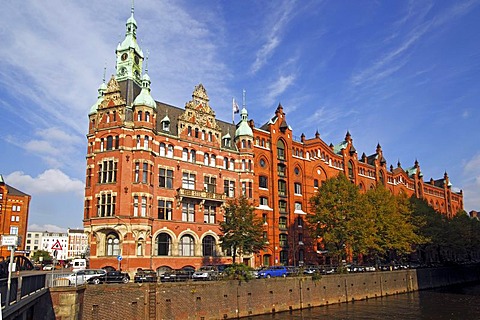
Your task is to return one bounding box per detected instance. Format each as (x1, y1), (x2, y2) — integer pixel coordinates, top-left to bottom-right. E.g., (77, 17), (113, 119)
(71, 258), (87, 271)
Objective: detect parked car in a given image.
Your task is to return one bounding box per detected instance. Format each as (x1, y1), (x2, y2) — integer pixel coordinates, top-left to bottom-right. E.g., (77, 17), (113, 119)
(61, 269), (106, 285)
(192, 266), (219, 281)
(257, 266), (288, 278)
(43, 264), (54, 271)
(134, 268), (157, 283)
(160, 267), (195, 282)
(87, 270), (130, 284)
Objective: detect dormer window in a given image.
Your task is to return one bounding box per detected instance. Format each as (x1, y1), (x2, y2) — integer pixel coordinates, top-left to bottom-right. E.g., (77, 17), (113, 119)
(162, 120), (170, 131)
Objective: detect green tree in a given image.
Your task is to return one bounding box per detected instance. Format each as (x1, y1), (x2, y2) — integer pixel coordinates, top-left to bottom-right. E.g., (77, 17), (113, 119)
(363, 187), (422, 263)
(219, 196), (267, 263)
(30, 250), (52, 263)
(307, 174), (366, 263)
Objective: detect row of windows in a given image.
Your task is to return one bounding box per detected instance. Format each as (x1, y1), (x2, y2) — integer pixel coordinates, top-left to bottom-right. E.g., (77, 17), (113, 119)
(105, 233), (219, 257)
(11, 205), (22, 212)
(100, 135), (120, 151)
(258, 176), (302, 195)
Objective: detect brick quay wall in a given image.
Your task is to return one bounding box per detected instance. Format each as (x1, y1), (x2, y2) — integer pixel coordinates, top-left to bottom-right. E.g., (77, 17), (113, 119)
(49, 265), (480, 320)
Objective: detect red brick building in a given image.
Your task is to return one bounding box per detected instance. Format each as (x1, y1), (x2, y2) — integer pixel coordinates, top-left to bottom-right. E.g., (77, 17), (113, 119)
(0, 175), (31, 258)
(251, 105), (463, 266)
(83, 7), (463, 273)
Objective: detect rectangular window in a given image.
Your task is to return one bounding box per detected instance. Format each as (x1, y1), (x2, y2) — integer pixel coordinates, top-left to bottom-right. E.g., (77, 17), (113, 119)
(182, 202), (195, 222)
(224, 179), (235, 197)
(10, 226), (18, 235)
(260, 197), (268, 206)
(278, 180), (286, 196)
(204, 176), (217, 193)
(295, 202), (302, 211)
(279, 234), (287, 247)
(259, 176), (268, 189)
(159, 168), (174, 189)
(142, 163), (148, 184)
(204, 205), (216, 224)
(158, 200), (173, 220)
(182, 172), (196, 190)
(279, 200), (287, 213)
(141, 196), (147, 217)
(99, 160), (117, 184)
(278, 164), (286, 177)
(279, 217), (287, 229)
(294, 183), (302, 195)
(135, 163), (140, 183)
(262, 213), (267, 224)
(133, 196), (139, 216)
(97, 193), (116, 217)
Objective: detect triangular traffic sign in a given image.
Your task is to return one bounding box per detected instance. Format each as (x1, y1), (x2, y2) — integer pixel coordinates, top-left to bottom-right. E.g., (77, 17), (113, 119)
(51, 239), (63, 250)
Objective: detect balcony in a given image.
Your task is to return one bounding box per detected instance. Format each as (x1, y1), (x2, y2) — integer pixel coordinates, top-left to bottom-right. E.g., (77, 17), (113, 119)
(177, 188), (226, 202)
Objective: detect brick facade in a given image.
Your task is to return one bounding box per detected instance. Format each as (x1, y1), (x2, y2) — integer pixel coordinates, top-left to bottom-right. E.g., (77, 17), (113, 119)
(83, 6), (463, 274)
(0, 175), (31, 258)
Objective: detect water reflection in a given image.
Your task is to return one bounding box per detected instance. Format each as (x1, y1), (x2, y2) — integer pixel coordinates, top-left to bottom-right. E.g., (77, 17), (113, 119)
(247, 282), (480, 320)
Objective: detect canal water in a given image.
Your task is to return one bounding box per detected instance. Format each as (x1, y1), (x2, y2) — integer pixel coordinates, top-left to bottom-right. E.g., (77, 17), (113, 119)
(247, 282), (480, 319)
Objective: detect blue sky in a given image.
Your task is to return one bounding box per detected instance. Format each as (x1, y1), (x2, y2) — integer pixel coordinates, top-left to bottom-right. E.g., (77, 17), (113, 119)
(1, 0), (479, 232)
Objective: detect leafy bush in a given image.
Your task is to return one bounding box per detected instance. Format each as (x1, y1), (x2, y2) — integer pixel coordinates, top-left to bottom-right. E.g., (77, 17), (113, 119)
(221, 263), (255, 281)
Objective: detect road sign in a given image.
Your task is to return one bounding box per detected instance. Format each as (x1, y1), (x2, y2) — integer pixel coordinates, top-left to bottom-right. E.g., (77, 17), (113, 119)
(1, 235), (18, 246)
(117, 255), (123, 261)
(51, 240), (63, 251)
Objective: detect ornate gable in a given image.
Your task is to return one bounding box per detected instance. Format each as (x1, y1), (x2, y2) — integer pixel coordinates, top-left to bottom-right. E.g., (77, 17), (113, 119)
(99, 76), (126, 109)
(178, 84), (221, 139)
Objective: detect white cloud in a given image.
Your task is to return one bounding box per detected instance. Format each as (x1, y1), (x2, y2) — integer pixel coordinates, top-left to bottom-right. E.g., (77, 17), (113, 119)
(6, 170), (84, 196)
(250, 1), (296, 74)
(265, 74), (296, 106)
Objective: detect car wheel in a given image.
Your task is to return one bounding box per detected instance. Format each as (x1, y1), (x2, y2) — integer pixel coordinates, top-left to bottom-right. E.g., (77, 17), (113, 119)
(92, 278), (101, 285)
(122, 277), (129, 284)
(266, 274), (271, 278)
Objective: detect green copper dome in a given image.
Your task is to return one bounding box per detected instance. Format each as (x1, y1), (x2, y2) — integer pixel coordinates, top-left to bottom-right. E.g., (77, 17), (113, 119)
(133, 73), (156, 109)
(89, 82), (107, 115)
(235, 108), (253, 137)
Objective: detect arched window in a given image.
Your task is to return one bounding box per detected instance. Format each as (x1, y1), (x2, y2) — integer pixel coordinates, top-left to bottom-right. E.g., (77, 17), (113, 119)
(202, 235), (216, 257)
(204, 153), (210, 166)
(348, 161), (354, 179)
(155, 233), (171, 256)
(145, 112), (150, 122)
(242, 139), (246, 148)
(179, 235), (195, 256)
(210, 155), (216, 167)
(106, 233), (120, 256)
(167, 144), (174, 158)
(137, 111), (142, 121)
(195, 128), (199, 138)
(230, 159), (235, 170)
(188, 126), (192, 136)
(159, 143), (166, 156)
(201, 130), (205, 140)
(277, 140), (285, 160)
(182, 148), (188, 161)
(144, 136), (149, 150)
(223, 157), (228, 169)
(190, 150), (196, 163)
(137, 239), (144, 256)
(136, 135), (141, 149)
(106, 136), (113, 150)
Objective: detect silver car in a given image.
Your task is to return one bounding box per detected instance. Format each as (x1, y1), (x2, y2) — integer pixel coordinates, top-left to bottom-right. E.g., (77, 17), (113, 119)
(192, 266), (219, 281)
(63, 269), (106, 285)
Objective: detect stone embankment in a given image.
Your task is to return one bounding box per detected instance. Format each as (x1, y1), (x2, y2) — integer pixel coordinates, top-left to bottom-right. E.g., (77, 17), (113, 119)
(49, 264), (480, 320)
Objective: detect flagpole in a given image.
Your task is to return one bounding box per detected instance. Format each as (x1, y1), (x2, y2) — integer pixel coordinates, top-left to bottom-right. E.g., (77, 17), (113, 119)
(232, 97), (235, 124)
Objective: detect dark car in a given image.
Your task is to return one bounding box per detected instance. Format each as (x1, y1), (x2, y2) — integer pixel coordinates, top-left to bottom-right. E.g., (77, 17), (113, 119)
(160, 268), (195, 282)
(134, 268), (158, 283)
(87, 270), (130, 284)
